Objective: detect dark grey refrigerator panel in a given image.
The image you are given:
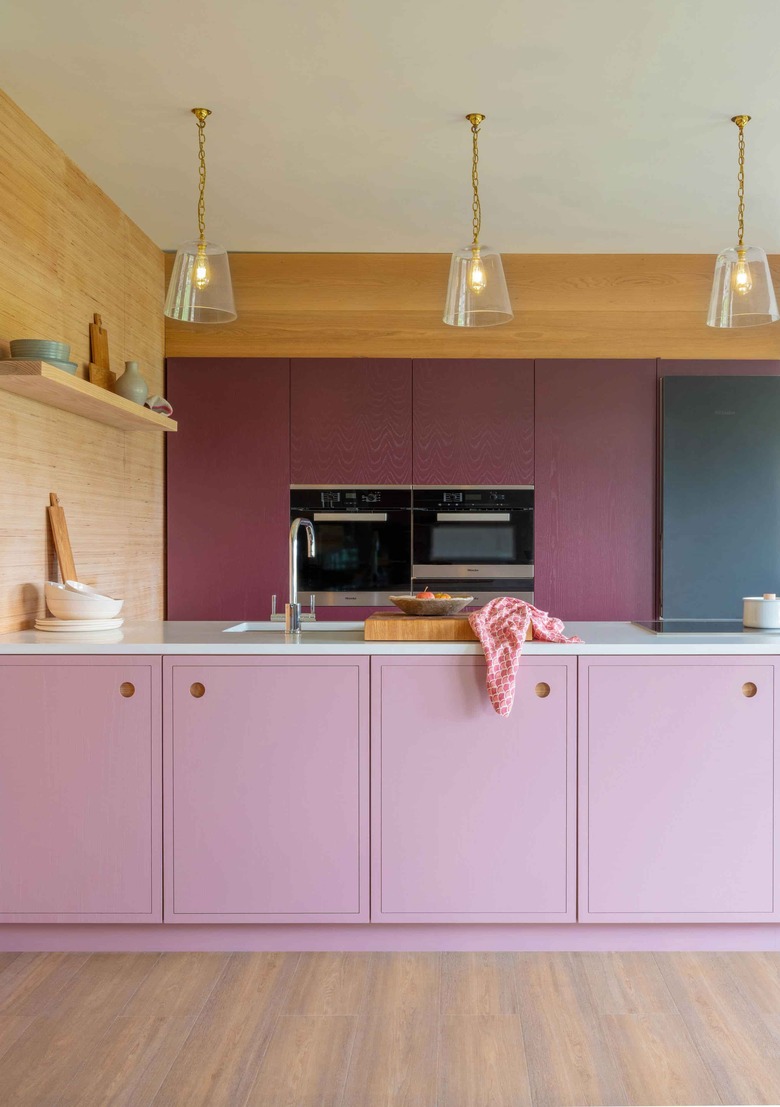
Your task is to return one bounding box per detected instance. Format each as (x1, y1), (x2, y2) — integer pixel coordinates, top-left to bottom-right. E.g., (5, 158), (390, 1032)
(662, 376), (780, 619)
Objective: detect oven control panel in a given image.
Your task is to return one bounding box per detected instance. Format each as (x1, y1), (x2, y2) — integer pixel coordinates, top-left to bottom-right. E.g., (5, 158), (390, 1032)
(290, 487), (412, 512)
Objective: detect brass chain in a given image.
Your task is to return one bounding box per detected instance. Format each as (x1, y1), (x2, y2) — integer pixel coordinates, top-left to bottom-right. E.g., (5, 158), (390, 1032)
(196, 114), (207, 242)
(471, 119), (481, 245)
(736, 121), (746, 248)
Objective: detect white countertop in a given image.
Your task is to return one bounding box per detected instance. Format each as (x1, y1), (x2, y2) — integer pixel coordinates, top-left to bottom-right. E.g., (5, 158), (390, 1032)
(2, 620), (780, 655)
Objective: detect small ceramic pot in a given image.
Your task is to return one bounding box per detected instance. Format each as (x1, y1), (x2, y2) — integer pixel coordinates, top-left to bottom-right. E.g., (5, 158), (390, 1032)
(743, 594), (780, 629)
(114, 361), (149, 405)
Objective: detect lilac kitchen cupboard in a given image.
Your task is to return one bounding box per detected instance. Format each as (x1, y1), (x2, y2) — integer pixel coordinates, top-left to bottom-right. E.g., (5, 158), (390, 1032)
(164, 656), (369, 922)
(0, 657), (162, 923)
(579, 656), (780, 923)
(371, 656), (576, 922)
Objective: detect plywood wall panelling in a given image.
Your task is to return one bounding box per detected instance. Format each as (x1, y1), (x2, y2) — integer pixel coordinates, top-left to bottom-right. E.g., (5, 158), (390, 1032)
(165, 253), (780, 360)
(0, 89), (164, 632)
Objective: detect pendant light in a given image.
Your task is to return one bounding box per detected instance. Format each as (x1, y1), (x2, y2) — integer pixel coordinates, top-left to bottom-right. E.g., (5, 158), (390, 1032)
(443, 113), (513, 327)
(164, 108), (237, 324)
(706, 115), (778, 328)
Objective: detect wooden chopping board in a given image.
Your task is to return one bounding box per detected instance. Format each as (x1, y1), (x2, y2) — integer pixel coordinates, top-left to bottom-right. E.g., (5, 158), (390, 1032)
(364, 613), (532, 642)
(88, 313), (115, 388)
(47, 492), (77, 583)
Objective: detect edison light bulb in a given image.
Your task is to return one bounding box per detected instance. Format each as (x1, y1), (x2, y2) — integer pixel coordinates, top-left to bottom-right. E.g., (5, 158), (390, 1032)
(467, 247), (486, 294)
(733, 251), (753, 296)
(193, 243), (210, 291)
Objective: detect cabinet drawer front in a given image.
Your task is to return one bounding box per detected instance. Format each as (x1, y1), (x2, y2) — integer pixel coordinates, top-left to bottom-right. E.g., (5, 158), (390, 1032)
(0, 658), (161, 922)
(580, 657), (778, 922)
(166, 657), (368, 922)
(372, 656), (575, 922)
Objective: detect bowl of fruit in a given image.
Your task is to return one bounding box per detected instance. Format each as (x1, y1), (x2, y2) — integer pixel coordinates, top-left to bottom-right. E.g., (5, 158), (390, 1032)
(389, 590), (475, 616)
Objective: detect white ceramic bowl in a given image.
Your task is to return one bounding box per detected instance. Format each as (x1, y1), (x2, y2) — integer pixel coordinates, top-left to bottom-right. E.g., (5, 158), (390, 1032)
(45, 581), (124, 620)
(743, 594), (780, 629)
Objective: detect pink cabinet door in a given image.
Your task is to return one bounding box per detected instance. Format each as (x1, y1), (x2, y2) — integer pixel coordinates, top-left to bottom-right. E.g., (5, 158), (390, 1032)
(167, 358), (290, 621)
(291, 359), (412, 484)
(580, 656), (779, 922)
(371, 656), (575, 922)
(534, 359), (657, 621)
(165, 656), (369, 922)
(412, 359), (534, 485)
(0, 657), (161, 923)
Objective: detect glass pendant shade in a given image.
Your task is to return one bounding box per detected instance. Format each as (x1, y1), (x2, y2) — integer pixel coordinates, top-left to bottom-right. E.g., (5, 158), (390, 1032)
(164, 240), (237, 324)
(706, 245), (779, 328)
(443, 244), (513, 327)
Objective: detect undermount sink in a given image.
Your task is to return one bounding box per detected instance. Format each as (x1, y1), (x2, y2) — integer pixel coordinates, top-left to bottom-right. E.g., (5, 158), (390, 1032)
(223, 621), (364, 634)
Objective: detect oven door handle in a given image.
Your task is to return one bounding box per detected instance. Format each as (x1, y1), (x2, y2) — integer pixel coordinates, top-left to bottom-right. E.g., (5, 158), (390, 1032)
(312, 512), (388, 522)
(435, 512), (512, 522)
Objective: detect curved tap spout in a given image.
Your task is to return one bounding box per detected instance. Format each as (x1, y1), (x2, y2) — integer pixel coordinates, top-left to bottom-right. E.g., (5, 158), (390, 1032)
(287, 518), (316, 632)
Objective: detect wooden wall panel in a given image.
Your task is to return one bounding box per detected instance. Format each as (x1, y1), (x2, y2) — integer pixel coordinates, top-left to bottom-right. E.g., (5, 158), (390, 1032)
(0, 90), (165, 632)
(165, 253), (780, 360)
(413, 359), (534, 485)
(291, 359), (412, 484)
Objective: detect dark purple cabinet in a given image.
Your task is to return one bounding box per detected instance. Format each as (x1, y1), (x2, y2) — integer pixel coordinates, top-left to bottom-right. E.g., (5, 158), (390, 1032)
(412, 359), (534, 486)
(534, 359), (657, 621)
(290, 359), (412, 485)
(167, 358), (290, 620)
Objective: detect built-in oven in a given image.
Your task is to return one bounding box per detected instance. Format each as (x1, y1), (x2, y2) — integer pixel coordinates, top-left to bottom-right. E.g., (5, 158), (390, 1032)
(290, 487), (412, 606)
(412, 486), (534, 604)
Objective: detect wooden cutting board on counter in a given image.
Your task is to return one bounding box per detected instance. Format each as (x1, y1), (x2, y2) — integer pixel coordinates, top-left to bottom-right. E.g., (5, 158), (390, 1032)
(364, 613), (532, 642)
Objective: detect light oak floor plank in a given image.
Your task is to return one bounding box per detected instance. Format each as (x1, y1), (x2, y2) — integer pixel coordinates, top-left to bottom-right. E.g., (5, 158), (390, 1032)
(0, 952), (90, 1015)
(151, 951), (299, 1107)
(283, 951), (371, 1015)
(363, 952), (441, 1014)
(438, 1014), (532, 1107)
(341, 1010), (438, 1107)
(656, 952), (780, 1104)
(0, 1012), (117, 1105)
(0, 1015), (34, 1064)
(44, 952), (161, 1019)
(57, 1015), (196, 1107)
(121, 952), (230, 1017)
(246, 1014), (356, 1107)
(441, 952), (518, 1015)
(514, 952), (629, 1106)
(0, 955), (21, 977)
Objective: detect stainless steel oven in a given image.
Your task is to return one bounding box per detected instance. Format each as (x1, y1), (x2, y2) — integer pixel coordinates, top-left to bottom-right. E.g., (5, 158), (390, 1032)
(412, 486), (534, 604)
(290, 487), (412, 606)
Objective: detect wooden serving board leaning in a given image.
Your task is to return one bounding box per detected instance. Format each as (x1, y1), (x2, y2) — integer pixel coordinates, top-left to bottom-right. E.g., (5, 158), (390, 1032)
(364, 613), (532, 642)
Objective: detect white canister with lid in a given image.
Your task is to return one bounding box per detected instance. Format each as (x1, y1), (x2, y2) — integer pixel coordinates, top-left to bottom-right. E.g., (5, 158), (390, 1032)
(743, 593), (780, 629)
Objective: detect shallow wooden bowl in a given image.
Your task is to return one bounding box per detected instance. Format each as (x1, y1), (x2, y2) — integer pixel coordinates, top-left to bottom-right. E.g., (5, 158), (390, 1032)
(389, 595), (474, 616)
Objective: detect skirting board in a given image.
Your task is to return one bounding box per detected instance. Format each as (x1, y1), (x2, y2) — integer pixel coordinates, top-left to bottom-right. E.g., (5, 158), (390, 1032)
(2, 924), (780, 953)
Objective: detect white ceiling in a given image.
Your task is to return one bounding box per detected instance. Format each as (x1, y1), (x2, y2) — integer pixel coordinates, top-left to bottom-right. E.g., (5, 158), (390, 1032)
(3, 0), (780, 253)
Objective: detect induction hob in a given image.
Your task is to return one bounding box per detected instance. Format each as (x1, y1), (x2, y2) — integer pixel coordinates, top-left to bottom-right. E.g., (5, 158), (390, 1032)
(632, 619), (778, 635)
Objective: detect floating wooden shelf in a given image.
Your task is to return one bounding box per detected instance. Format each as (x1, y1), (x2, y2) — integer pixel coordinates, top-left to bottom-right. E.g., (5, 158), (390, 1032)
(0, 361), (177, 433)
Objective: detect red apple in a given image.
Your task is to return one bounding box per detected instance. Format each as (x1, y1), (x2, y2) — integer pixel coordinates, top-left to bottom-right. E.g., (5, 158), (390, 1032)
(416, 587), (435, 599)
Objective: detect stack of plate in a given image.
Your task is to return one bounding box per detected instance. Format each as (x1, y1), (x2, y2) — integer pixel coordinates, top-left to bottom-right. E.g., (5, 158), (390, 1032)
(39, 581), (124, 632)
(5, 339), (77, 375)
(35, 617), (124, 632)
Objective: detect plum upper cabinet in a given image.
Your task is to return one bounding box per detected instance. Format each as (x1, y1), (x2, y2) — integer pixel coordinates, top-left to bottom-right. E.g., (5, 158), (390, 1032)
(534, 359), (657, 622)
(412, 359), (534, 486)
(291, 359), (412, 485)
(167, 358), (290, 620)
(580, 656), (779, 923)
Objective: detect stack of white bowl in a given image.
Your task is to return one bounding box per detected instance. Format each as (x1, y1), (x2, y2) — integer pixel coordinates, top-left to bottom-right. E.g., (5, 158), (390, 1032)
(38, 582), (124, 632)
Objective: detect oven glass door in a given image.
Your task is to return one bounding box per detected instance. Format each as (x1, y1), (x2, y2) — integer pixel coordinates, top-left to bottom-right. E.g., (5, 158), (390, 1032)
(414, 511), (533, 569)
(292, 511), (411, 595)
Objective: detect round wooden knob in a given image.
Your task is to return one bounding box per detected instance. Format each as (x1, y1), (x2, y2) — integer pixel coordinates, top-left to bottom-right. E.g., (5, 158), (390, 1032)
(742, 682), (758, 698)
(535, 682), (551, 698)
(119, 682), (135, 698)
(190, 682), (206, 698)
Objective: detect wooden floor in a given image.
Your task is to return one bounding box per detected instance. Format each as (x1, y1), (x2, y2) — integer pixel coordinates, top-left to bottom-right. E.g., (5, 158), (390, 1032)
(0, 950), (778, 1105)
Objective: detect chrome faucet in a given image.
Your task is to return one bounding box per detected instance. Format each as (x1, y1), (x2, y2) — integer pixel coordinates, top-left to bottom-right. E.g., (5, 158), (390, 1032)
(286, 518), (316, 633)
